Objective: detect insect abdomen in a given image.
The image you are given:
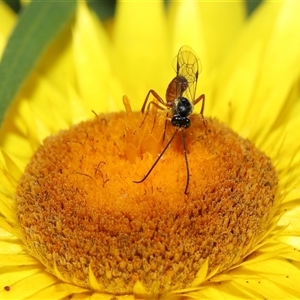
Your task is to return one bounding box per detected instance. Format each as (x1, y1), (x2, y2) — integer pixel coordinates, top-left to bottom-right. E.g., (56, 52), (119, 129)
(166, 76), (189, 107)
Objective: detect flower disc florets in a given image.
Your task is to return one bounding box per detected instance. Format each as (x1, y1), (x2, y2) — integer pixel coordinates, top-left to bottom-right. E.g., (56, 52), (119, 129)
(16, 108), (278, 295)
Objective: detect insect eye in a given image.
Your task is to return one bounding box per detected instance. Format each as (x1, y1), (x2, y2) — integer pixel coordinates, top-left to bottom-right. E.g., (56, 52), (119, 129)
(171, 115), (180, 127)
(171, 116), (191, 128)
(184, 118), (191, 128)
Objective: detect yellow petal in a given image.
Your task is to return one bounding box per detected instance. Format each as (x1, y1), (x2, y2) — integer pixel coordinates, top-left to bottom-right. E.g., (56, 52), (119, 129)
(0, 1), (300, 299)
(0, 271), (58, 299)
(0, 253), (39, 266)
(113, 0), (169, 109)
(27, 283), (88, 300)
(197, 0), (246, 69)
(0, 234), (23, 254)
(168, 0), (206, 62)
(73, 1), (118, 112)
(0, 265), (38, 293)
(212, 1), (300, 143)
(169, 0), (246, 71)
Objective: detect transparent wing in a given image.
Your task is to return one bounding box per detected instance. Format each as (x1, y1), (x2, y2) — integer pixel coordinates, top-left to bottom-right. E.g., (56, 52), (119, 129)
(174, 46), (201, 102)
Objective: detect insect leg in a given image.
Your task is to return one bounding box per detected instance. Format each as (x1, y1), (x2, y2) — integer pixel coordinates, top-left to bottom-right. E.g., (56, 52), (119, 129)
(133, 128), (179, 184)
(193, 93), (205, 116)
(193, 93), (207, 128)
(140, 100), (166, 131)
(139, 90), (167, 129)
(162, 112), (169, 142)
(141, 89), (166, 113)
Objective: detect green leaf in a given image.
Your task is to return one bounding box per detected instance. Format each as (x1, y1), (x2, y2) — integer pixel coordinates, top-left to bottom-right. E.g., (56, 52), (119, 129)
(0, 0), (77, 125)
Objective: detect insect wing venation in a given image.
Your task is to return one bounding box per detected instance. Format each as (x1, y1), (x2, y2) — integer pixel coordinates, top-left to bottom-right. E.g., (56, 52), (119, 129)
(176, 46), (201, 103)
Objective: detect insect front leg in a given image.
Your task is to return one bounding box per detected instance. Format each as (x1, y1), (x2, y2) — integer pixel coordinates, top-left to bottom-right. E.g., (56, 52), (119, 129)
(141, 89), (167, 112)
(139, 90), (167, 130)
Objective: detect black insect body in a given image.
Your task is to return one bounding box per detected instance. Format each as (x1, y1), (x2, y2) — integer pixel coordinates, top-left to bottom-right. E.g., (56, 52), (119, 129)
(171, 97), (193, 128)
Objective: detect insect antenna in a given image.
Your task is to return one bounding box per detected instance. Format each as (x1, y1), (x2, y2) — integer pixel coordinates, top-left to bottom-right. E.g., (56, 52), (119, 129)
(181, 129), (190, 195)
(133, 128), (179, 184)
(162, 112), (169, 142)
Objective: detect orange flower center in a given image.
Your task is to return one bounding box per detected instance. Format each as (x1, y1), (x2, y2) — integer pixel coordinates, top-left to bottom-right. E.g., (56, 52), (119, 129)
(16, 103), (278, 295)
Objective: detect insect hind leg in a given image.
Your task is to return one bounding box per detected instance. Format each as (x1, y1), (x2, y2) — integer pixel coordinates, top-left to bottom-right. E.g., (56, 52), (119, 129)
(193, 93), (207, 128)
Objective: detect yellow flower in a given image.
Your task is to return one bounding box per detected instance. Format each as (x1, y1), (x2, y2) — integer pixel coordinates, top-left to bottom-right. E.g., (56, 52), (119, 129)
(1, 1), (300, 299)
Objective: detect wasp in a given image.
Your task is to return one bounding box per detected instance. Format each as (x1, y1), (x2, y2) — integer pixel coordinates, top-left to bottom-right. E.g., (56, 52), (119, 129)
(133, 46), (205, 195)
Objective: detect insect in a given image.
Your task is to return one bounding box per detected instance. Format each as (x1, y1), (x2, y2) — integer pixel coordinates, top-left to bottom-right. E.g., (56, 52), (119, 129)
(133, 46), (205, 195)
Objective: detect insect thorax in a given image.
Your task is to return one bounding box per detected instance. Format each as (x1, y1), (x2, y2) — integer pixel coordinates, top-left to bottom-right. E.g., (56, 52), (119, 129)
(171, 97), (193, 129)
(172, 97), (193, 117)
